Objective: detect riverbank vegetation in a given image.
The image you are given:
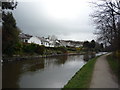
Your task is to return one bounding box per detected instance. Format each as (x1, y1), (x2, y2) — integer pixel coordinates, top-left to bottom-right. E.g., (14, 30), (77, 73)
(3, 42), (68, 56)
(107, 52), (120, 85)
(63, 56), (99, 88)
(3, 40), (104, 62)
(12, 40), (102, 57)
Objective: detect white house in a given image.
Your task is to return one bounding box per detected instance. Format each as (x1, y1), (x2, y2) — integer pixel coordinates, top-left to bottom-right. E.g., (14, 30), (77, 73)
(28, 36), (55, 47)
(28, 36), (42, 45)
(59, 40), (67, 47)
(59, 40), (83, 47)
(19, 33), (32, 43)
(19, 33), (83, 47)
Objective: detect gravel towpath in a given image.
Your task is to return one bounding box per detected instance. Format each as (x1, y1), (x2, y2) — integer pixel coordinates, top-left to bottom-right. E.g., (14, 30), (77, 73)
(90, 54), (119, 88)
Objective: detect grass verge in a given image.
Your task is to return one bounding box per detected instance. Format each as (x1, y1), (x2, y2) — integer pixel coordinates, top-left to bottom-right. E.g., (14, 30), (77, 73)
(63, 56), (99, 88)
(107, 54), (120, 85)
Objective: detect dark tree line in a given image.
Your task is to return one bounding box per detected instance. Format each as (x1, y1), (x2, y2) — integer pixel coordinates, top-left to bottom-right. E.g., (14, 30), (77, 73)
(83, 40), (96, 49)
(2, 1), (20, 56)
(91, 0), (120, 51)
(83, 40), (104, 52)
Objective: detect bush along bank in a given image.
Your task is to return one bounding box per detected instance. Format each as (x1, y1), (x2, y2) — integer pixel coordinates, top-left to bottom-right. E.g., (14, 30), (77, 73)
(2, 43), (67, 62)
(3, 43), (84, 62)
(63, 56), (99, 88)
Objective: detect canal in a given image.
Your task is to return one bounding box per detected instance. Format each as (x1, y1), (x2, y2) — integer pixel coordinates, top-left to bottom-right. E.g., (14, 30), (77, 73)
(3, 54), (94, 88)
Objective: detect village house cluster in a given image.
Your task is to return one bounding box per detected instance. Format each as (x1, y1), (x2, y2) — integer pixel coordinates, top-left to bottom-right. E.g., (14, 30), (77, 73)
(19, 33), (83, 48)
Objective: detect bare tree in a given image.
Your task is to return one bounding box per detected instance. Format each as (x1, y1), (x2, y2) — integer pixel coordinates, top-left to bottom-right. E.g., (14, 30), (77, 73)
(91, 0), (120, 51)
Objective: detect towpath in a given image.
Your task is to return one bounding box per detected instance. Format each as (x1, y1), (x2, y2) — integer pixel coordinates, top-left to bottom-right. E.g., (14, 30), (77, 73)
(90, 54), (119, 88)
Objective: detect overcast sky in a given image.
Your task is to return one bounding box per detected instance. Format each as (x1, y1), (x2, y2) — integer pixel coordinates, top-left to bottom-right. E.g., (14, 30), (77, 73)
(13, 0), (96, 41)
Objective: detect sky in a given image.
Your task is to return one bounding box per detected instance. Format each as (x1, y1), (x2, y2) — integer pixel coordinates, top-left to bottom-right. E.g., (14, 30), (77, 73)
(13, 0), (96, 41)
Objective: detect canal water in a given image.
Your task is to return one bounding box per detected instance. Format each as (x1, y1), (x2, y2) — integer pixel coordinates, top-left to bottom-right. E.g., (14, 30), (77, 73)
(3, 54), (94, 88)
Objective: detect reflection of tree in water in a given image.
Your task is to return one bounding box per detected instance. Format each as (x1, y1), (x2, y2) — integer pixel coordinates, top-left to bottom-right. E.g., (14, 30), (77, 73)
(83, 53), (95, 61)
(21, 58), (45, 72)
(3, 56), (69, 88)
(43, 55), (68, 67)
(54, 55), (68, 65)
(28, 60), (44, 72)
(3, 63), (22, 88)
(90, 54), (95, 59)
(2, 58), (45, 88)
(83, 54), (89, 61)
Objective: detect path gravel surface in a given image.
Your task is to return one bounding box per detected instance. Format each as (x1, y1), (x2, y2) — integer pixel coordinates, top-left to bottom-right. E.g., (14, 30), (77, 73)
(90, 54), (119, 88)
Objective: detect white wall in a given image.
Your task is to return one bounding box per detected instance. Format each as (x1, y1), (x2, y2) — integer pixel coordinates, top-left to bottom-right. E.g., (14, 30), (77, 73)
(44, 42), (50, 47)
(28, 36), (58, 47)
(28, 36), (41, 45)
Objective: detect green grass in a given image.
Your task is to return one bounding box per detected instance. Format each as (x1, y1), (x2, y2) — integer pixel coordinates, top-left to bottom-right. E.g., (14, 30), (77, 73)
(63, 56), (99, 88)
(107, 54), (120, 85)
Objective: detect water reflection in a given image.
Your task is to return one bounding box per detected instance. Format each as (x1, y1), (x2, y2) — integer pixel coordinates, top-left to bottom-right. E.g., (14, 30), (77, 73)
(83, 53), (95, 61)
(28, 60), (44, 72)
(3, 62), (22, 88)
(3, 55), (86, 88)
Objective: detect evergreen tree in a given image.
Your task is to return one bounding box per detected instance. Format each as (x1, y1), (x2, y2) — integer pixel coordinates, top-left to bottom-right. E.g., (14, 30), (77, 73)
(2, 2), (20, 56)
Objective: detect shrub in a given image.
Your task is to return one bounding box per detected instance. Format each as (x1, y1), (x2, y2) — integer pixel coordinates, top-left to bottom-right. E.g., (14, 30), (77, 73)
(58, 46), (67, 53)
(14, 42), (23, 55)
(22, 43), (36, 54)
(35, 45), (45, 55)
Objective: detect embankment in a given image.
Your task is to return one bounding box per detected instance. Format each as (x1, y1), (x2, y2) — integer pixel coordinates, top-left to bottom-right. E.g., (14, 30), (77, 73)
(63, 56), (99, 88)
(2, 53), (84, 62)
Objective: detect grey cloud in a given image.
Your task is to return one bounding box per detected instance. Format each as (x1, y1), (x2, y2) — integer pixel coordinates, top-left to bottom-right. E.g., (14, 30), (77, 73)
(12, 1), (95, 41)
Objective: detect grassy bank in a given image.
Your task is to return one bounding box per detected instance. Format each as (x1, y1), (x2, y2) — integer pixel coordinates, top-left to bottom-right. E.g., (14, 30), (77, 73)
(63, 56), (99, 88)
(107, 54), (120, 85)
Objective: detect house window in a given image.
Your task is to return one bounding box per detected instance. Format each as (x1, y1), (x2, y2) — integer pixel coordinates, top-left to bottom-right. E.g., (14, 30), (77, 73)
(25, 39), (28, 43)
